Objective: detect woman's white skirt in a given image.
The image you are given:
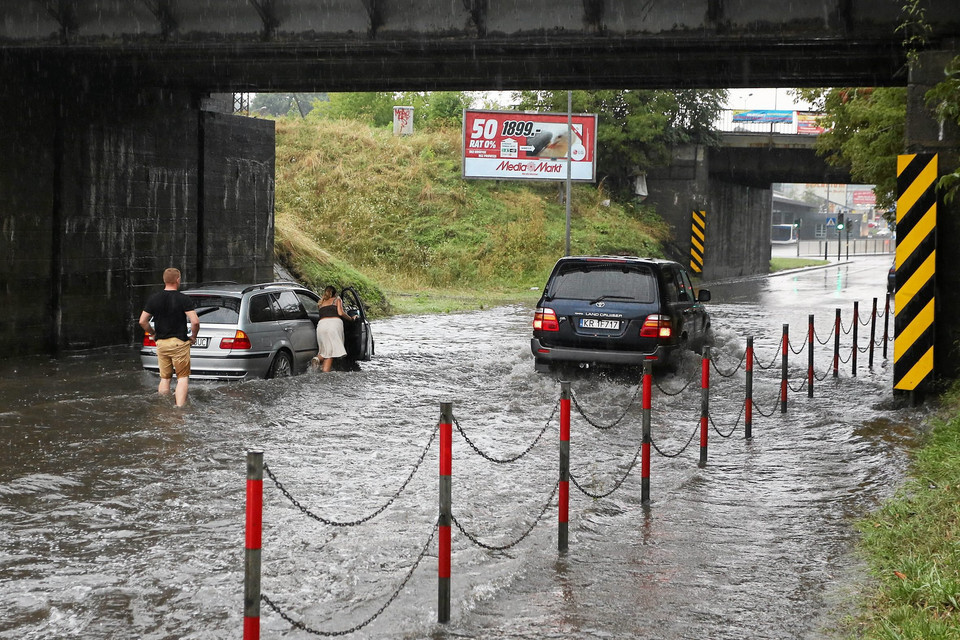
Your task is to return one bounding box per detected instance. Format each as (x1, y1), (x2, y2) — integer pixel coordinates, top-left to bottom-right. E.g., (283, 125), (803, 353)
(316, 318), (347, 358)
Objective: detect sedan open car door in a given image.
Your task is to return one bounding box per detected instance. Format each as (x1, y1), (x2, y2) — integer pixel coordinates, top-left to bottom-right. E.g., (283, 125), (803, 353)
(341, 287), (374, 361)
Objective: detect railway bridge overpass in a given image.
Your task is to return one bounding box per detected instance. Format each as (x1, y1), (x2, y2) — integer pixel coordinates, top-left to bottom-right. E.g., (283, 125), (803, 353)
(1, 1), (958, 366)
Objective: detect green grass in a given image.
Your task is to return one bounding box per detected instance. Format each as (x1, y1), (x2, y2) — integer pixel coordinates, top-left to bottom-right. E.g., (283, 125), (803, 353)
(770, 257), (830, 273)
(846, 384), (960, 638)
(385, 286), (542, 315)
(272, 117), (670, 316)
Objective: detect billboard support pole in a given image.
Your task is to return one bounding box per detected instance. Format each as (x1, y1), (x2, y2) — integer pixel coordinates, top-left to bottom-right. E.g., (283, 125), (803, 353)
(565, 91), (572, 256)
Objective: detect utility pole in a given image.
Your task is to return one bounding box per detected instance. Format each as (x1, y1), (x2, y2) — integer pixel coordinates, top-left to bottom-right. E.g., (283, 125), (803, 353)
(565, 91), (572, 256)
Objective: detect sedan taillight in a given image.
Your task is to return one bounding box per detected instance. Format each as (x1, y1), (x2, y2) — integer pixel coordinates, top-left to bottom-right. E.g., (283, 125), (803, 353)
(143, 333), (156, 347)
(220, 330), (252, 350)
(640, 314), (672, 339)
(533, 308), (560, 332)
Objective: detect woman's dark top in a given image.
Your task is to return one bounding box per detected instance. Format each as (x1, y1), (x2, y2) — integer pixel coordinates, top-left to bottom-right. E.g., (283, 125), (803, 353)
(318, 304), (339, 319)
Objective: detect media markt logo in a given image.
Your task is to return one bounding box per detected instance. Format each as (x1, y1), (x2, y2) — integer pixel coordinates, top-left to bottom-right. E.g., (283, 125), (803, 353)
(495, 160), (564, 174)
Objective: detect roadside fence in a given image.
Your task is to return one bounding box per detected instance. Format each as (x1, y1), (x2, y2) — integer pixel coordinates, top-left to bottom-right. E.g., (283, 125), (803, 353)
(243, 293), (895, 638)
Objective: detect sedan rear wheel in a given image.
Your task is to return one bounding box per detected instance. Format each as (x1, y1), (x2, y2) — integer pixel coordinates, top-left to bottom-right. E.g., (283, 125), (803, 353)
(268, 351), (293, 378)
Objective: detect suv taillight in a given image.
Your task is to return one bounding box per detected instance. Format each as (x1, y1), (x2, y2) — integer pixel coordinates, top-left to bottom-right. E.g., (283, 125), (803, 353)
(143, 333), (156, 347)
(640, 315), (672, 338)
(533, 308), (560, 332)
(221, 330), (252, 350)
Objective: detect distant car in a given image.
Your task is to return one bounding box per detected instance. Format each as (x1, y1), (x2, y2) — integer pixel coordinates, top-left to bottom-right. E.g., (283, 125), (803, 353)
(140, 282), (374, 380)
(531, 256), (711, 372)
(888, 260), (896, 294)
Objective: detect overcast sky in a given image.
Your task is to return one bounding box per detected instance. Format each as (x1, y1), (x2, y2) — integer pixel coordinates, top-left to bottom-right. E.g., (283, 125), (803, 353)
(725, 88), (815, 111)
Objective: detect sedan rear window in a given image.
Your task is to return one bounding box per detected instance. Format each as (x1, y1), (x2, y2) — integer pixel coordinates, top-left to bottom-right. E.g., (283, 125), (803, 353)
(189, 295), (241, 324)
(548, 265), (657, 303)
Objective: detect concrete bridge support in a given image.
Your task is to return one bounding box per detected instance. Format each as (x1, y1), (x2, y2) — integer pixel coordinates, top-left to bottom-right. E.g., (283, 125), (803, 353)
(0, 84), (275, 355)
(645, 144), (771, 281)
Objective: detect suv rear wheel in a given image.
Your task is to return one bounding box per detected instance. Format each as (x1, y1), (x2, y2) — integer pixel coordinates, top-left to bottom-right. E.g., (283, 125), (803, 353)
(268, 351), (293, 378)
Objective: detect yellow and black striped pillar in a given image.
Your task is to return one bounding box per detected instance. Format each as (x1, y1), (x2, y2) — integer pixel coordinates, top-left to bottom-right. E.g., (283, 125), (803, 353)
(690, 209), (706, 275)
(894, 153), (938, 391)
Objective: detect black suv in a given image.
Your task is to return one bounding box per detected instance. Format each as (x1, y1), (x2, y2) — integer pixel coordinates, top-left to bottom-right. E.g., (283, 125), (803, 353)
(531, 256), (711, 372)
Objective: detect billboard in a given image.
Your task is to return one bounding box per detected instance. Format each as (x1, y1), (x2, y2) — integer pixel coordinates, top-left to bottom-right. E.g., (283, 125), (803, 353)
(797, 112), (827, 134)
(731, 109), (793, 124)
(462, 109), (597, 182)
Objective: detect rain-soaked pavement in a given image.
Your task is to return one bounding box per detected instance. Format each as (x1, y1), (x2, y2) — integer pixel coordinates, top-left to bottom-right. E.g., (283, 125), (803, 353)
(0, 254), (923, 640)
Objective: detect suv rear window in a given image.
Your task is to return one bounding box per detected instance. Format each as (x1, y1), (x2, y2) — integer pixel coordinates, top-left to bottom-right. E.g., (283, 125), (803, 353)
(547, 264), (657, 303)
(190, 295), (241, 324)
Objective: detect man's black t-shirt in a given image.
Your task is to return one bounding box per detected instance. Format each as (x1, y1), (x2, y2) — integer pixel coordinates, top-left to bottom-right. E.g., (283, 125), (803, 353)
(144, 290), (196, 341)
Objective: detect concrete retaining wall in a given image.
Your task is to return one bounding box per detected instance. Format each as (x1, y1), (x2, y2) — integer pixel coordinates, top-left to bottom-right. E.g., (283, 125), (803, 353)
(0, 86), (275, 356)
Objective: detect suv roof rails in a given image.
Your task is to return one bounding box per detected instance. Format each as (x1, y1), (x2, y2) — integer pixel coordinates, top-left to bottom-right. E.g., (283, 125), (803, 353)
(240, 281), (306, 294)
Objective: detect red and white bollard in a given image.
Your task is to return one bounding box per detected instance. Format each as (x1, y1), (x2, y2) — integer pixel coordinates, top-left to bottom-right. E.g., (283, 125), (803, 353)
(807, 315), (815, 398)
(780, 325), (788, 414)
(438, 403), (453, 623)
(745, 337), (753, 439)
(244, 450), (264, 640)
(641, 360), (652, 503)
(559, 382), (571, 552)
(699, 346), (710, 467)
(833, 308), (841, 378)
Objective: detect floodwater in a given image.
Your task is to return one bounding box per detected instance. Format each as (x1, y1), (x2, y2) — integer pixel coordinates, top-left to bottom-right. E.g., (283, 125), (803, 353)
(0, 255), (923, 639)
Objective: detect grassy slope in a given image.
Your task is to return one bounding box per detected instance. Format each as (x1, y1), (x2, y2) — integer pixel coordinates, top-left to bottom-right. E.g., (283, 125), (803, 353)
(272, 117), (670, 315)
(849, 386), (960, 638)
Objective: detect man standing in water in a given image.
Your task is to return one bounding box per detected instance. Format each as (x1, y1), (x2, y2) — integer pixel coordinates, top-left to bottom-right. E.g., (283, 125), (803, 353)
(138, 267), (200, 407)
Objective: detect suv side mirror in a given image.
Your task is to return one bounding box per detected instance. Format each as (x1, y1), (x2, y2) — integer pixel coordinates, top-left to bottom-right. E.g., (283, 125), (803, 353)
(697, 289), (711, 303)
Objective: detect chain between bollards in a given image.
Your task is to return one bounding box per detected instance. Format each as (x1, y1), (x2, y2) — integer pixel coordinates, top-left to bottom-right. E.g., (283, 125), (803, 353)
(883, 294), (891, 359)
(438, 402), (453, 624)
(244, 450), (264, 640)
(559, 382), (570, 554)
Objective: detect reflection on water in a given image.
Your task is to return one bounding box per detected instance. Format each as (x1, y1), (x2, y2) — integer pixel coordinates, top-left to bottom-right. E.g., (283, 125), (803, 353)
(0, 259), (923, 639)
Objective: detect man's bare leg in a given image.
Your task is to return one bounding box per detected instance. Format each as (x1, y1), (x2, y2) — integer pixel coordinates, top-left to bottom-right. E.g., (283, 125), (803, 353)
(158, 377), (172, 395)
(175, 377), (189, 407)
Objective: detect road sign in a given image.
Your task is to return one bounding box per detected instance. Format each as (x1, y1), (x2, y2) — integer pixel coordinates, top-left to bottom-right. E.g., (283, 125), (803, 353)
(826, 217), (837, 227)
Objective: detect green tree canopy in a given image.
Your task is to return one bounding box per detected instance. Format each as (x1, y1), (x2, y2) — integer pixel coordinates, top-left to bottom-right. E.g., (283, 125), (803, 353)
(251, 93), (327, 117)
(795, 87), (906, 213)
(309, 92), (398, 127)
(925, 55), (960, 202)
(512, 89), (727, 196)
(308, 91), (472, 130)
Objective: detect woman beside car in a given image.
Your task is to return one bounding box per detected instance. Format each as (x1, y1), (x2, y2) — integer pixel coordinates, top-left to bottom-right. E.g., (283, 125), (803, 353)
(315, 286), (356, 372)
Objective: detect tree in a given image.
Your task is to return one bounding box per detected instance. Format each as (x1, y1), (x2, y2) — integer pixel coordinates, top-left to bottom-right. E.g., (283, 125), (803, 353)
(513, 89), (727, 196)
(795, 87), (907, 212)
(307, 91), (472, 130)
(925, 55), (960, 203)
(310, 92), (397, 127)
(251, 93), (327, 117)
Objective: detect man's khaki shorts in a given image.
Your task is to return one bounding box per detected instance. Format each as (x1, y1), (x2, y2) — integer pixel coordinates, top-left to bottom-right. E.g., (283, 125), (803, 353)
(156, 338), (191, 379)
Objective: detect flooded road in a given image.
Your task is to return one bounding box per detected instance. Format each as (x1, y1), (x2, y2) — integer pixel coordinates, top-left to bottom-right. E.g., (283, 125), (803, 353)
(0, 255), (923, 639)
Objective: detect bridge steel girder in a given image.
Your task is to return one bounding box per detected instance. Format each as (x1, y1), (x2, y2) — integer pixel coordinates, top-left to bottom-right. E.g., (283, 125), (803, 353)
(2, 0), (960, 92)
